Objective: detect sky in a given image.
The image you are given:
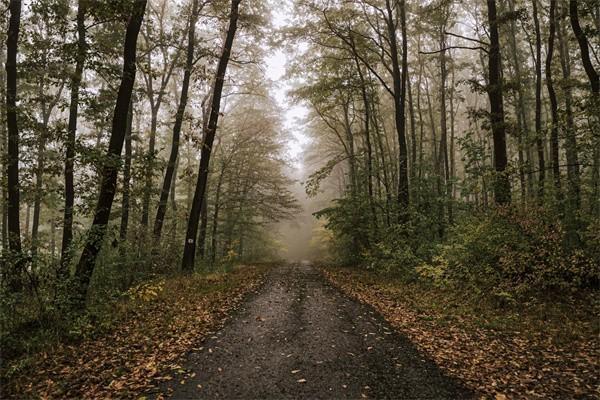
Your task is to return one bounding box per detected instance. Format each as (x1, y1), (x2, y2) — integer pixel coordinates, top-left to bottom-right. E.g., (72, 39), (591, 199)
(263, 2), (311, 171)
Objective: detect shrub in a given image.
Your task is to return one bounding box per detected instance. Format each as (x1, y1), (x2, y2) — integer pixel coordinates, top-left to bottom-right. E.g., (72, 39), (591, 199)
(423, 206), (599, 295)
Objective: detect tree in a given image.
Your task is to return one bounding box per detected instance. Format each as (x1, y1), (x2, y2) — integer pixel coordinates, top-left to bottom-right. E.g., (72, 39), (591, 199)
(181, 0), (242, 272)
(486, 0), (510, 204)
(153, 0), (202, 241)
(139, 0), (183, 231)
(568, 0), (599, 216)
(546, 0), (562, 208)
(72, 0), (147, 308)
(5, 0), (23, 292)
(61, 0), (88, 272)
(532, 0), (546, 202)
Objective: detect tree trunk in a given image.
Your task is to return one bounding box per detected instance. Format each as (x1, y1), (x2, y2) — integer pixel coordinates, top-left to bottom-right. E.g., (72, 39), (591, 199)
(556, 8), (581, 246)
(557, 10), (580, 210)
(119, 100), (134, 243)
(354, 53), (377, 235)
(0, 47), (6, 255)
(569, 0), (599, 215)
(407, 70), (417, 190)
(546, 0), (563, 208)
(385, 0), (410, 214)
(569, 0), (600, 96)
(532, 0), (546, 202)
(181, 0), (241, 272)
(371, 98), (392, 226)
(0, 44), (8, 256)
(169, 154), (179, 239)
(449, 62), (457, 202)
(210, 166), (225, 264)
(5, 0), (23, 292)
(60, 0), (87, 272)
(416, 56), (425, 185)
(486, 0), (511, 204)
(32, 76), (63, 260)
(141, 107), (157, 228)
(508, 0), (529, 203)
(438, 25), (451, 235)
(154, 0), (199, 241)
(72, 0), (147, 309)
(197, 189), (208, 259)
(31, 118), (48, 261)
(342, 100), (357, 197)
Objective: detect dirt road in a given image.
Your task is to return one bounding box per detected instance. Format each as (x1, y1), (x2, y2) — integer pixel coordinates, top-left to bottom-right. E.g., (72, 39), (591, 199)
(159, 262), (472, 399)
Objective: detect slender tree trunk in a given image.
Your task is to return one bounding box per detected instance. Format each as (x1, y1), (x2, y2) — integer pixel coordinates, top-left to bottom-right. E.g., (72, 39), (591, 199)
(5, 0), (23, 292)
(546, 0), (563, 209)
(556, 6), (581, 246)
(24, 204), (30, 240)
(449, 62), (457, 202)
(50, 217), (56, 259)
(569, 0), (599, 215)
(60, 0), (87, 272)
(197, 100), (210, 260)
(0, 48), (6, 255)
(425, 73), (441, 222)
(342, 100), (357, 197)
(416, 57), (425, 185)
(197, 190), (208, 259)
(532, 0), (546, 202)
(154, 0), (199, 241)
(31, 117), (48, 260)
(371, 99), (392, 226)
(407, 72), (417, 190)
(569, 0), (600, 95)
(169, 154), (179, 239)
(210, 166), (224, 264)
(181, 0), (241, 271)
(438, 25), (451, 235)
(119, 100), (133, 243)
(508, 0), (529, 203)
(386, 0), (410, 214)
(72, 0), (147, 308)
(557, 11), (580, 209)
(353, 52), (377, 234)
(486, 0), (511, 204)
(141, 108), (157, 228)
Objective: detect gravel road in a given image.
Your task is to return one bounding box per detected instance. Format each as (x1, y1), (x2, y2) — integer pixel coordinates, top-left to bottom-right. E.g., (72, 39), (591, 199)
(159, 262), (473, 399)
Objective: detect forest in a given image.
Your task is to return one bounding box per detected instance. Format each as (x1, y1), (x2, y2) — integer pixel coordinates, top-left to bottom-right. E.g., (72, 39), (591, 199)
(1, 0), (598, 398)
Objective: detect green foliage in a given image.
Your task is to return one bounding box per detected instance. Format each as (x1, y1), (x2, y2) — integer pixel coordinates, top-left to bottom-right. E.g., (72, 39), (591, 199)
(420, 207), (599, 295)
(314, 196), (374, 264)
(362, 211), (440, 276)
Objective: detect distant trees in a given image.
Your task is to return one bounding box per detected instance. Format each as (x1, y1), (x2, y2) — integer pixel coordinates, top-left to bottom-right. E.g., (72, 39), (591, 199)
(292, 0), (599, 268)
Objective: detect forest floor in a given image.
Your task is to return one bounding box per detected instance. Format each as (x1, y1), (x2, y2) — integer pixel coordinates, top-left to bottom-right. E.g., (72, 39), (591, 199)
(4, 263), (597, 399)
(323, 266), (600, 399)
(155, 262), (471, 399)
(1, 264), (270, 399)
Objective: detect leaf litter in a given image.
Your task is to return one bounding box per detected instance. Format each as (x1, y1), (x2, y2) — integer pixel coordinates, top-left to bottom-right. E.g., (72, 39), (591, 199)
(2, 266), (269, 399)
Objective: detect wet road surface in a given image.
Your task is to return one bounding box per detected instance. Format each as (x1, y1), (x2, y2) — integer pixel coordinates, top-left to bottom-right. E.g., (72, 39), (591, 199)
(159, 262), (472, 399)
